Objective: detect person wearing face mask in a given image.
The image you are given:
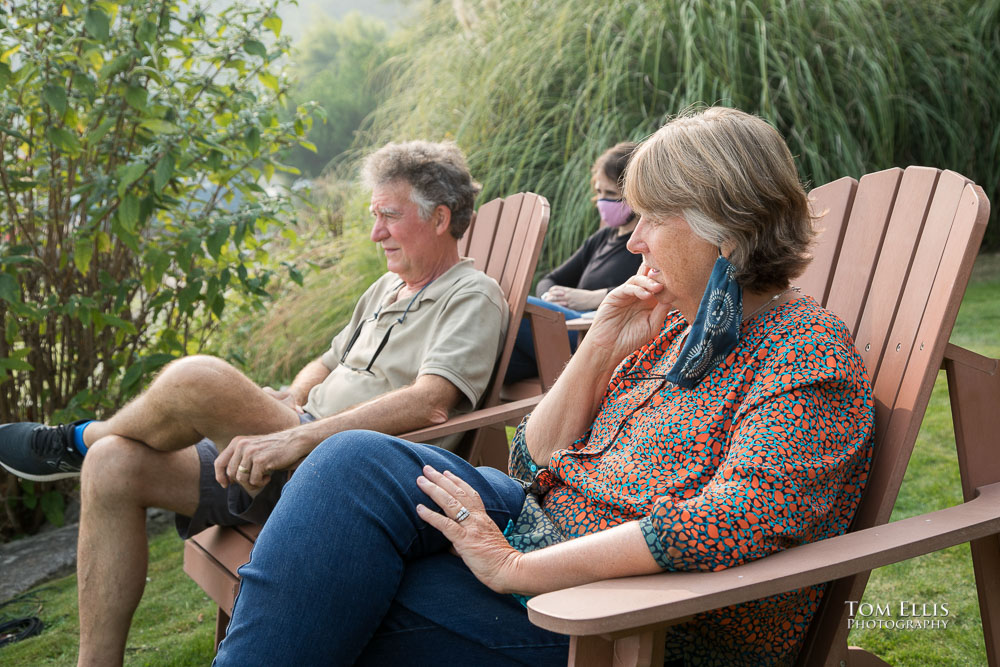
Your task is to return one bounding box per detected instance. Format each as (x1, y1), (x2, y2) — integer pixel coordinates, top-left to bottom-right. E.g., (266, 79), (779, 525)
(504, 142), (641, 383)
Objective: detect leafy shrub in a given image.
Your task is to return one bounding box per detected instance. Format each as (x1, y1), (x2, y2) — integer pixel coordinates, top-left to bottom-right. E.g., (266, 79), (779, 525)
(0, 0), (317, 537)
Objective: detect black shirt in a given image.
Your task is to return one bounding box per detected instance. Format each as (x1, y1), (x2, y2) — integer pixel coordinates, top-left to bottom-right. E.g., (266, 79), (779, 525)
(536, 226), (642, 297)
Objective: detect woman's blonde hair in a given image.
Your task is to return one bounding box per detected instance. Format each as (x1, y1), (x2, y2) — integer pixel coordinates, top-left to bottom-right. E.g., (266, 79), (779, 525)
(623, 107), (813, 292)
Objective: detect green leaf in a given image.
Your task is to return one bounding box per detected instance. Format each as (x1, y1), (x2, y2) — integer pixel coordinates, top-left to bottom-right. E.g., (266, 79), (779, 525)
(0, 273), (19, 303)
(121, 362), (144, 391)
(84, 7), (110, 41)
(298, 139), (318, 153)
(257, 71), (279, 92)
(47, 127), (82, 155)
(206, 227), (229, 259)
(0, 123), (32, 147)
(243, 39), (267, 57)
(97, 313), (137, 334)
(263, 15), (282, 37)
(90, 117), (116, 144)
(21, 480), (37, 509)
(154, 153), (175, 193)
(74, 237), (94, 275)
(0, 357), (34, 371)
(0, 62), (12, 91)
(139, 118), (181, 134)
(99, 54), (131, 81)
(0, 255), (39, 267)
(136, 19), (157, 45)
(245, 126), (260, 154)
(117, 162), (146, 197)
(42, 84), (68, 116)
(124, 85), (148, 110)
(119, 193), (140, 232)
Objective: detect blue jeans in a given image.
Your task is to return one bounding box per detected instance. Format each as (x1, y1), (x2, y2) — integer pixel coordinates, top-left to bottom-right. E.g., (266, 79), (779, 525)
(214, 430), (569, 666)
(504, 296), (586, 384)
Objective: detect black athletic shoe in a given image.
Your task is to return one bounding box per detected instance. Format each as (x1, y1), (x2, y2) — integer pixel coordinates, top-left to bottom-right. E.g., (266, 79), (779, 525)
(0, 421), (87, 481)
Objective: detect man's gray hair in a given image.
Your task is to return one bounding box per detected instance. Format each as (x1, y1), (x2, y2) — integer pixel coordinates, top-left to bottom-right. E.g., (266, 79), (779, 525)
(362, 140), (482, 239)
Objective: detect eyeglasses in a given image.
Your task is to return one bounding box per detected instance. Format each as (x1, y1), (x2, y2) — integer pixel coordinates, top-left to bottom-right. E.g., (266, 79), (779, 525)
(338, 279), (434, 375)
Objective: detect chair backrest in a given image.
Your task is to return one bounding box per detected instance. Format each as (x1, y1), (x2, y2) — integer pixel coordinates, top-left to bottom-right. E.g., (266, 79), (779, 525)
(445, 192), (550, 455)
(460, 192), (550, 405)
(794, 167), (990, 664)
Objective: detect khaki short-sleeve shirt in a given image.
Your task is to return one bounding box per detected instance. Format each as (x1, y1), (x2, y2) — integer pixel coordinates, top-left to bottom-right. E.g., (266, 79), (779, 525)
(302, 259), (508, 450)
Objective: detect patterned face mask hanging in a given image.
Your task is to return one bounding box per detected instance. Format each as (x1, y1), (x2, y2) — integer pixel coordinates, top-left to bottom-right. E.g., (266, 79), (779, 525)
(664, 252), (743, 389)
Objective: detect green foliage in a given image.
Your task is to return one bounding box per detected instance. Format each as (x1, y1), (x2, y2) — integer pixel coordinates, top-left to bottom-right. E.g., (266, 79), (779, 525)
(359, 0), (1000, 272)
(0, 0), (317, 535)
(282, 12), (394, 177)
(211, 182), (385, 387)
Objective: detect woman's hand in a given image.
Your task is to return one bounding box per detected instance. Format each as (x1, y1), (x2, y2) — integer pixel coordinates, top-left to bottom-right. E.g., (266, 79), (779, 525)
(583, 263), (674, 361)
(415, 465), (526, 595)
(541, 286), (607, 311)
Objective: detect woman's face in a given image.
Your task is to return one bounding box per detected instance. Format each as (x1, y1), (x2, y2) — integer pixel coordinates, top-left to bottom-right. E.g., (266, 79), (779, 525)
(626, 213), (718, 320)
(593, 170), (622, 200)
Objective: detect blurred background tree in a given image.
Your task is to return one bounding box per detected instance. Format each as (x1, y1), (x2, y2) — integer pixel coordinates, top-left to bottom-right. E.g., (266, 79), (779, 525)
(281, 12), (394, 178)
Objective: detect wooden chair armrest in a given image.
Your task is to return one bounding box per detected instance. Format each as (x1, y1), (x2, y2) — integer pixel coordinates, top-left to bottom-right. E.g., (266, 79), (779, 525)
(944, 342), (998, 373)
(565, 317), (593, 332)
(527, 481), (1000, 637)
(522, 302), (573, 390)
(401, 395), (543, 443)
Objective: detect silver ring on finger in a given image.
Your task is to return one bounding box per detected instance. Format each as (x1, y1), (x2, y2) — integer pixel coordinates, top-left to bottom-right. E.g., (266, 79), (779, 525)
(454, 506), (470, 523)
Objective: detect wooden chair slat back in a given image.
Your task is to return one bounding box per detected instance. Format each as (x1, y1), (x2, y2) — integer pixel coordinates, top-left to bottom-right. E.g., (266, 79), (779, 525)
(865, 170), (973, 448)
(796, 172), (990, 666)
(824, 168), (903, 337)
(464, 197), (503, 273)
(482, 194), (550, 407)
(799, 176), (857, 305)
(484, 193), (527, 288)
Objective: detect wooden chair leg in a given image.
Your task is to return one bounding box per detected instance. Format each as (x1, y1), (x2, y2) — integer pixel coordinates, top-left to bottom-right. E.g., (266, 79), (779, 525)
(214, 607), (230, 650)
(468, 422), (511, 471)
(567, 630), (665, 667)
(945, 345), (1000, 666)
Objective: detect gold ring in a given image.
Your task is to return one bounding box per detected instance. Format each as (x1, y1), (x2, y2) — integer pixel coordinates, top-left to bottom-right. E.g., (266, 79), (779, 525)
(237, 466), (250, 474)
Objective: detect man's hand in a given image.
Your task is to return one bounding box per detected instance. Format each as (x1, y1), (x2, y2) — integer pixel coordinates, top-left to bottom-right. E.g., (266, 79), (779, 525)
(262, 386), (305, 414)
(214, 429), (310, 492)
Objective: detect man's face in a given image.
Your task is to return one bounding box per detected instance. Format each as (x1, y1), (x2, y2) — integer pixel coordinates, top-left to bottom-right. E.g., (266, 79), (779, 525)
(369, 180), (444, 285)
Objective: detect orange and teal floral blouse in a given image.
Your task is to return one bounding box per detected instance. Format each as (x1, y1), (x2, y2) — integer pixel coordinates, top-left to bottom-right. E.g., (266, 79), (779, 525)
(504, 295), (874, 666)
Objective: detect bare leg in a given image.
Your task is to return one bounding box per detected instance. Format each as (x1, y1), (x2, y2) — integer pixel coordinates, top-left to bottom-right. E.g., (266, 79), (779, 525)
(76, 436), (202, 666)
(76, 356), (300, 666)
(83, 355), (300, 451)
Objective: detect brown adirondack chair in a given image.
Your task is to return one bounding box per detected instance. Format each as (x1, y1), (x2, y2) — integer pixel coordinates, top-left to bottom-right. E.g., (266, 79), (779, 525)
(183, 192), (550, 647)
(517, 166), (997, 666)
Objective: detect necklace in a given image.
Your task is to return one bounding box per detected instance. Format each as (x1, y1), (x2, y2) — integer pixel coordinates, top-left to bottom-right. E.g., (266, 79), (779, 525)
(742, 286), (800, 323)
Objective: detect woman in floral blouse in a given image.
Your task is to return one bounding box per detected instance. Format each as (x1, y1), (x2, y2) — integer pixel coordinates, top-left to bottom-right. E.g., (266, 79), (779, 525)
(215, 107), (874, 667)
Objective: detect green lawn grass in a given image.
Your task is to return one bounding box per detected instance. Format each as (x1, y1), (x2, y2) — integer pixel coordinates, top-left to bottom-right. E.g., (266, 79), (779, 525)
(2, 254), (998, 665)
(0, 529), (217, 665)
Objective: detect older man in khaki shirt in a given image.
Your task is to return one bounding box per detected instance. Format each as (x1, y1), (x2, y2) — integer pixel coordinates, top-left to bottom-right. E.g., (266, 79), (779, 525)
(0, 141), (508, 667)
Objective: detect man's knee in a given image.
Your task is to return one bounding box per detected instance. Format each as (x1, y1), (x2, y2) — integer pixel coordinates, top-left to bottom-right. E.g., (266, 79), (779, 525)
(151, 355), (244, 401)
(81, 435), (197, 503)
(81, 436), (147, 499)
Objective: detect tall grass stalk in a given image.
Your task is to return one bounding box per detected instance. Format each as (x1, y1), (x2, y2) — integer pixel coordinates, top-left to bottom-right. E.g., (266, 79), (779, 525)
(358, 0), (999, 272)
